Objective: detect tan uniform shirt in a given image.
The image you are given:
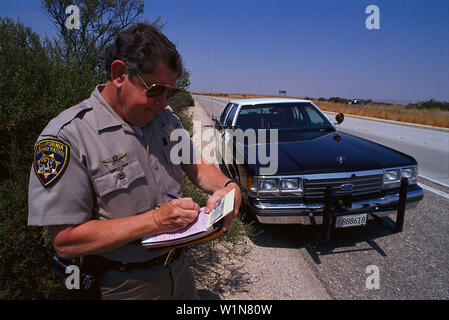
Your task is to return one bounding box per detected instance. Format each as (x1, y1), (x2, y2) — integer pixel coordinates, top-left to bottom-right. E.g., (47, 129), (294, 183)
(28, 85), (193, 262)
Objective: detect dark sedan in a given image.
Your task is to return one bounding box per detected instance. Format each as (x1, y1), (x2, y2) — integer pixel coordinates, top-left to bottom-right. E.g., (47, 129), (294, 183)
(213, 98), (423, 236)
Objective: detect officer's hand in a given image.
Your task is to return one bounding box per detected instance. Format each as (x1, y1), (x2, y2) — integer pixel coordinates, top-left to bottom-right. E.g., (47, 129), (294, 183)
(153, 197), (200, 233)
(204, 183), (242, 232)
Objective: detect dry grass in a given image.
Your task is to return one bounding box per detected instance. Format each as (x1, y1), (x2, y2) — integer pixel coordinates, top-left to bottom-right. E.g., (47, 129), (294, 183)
(192, 92), (449, 129)
(314, 100), (449, 128)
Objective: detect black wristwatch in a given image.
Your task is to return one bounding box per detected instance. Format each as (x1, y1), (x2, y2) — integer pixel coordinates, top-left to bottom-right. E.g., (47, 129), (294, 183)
(224, 179), (239, 187)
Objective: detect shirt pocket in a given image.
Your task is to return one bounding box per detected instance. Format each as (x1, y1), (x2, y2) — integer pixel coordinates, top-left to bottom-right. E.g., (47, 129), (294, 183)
(92, 158), (146, 197)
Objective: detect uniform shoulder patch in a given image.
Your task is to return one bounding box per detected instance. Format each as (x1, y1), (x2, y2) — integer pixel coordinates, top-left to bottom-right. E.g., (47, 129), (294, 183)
(33, 139), (70, 187)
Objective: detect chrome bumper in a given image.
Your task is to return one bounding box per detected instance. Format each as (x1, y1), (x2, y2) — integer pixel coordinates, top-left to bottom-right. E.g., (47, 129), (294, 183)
(251, 186), (423, 225)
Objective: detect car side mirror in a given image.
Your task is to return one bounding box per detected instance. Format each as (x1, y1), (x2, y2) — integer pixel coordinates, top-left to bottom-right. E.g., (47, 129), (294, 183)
(335, 113), (344, 124)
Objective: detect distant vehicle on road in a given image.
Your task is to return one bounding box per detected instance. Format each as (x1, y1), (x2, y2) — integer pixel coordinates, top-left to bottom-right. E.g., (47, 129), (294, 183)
(213, 98), (423, 238)
(347, 99), (365, 106)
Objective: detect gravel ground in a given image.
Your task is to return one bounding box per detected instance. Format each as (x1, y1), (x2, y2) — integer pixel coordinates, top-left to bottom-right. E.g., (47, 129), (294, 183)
(182, 100), (331, 300)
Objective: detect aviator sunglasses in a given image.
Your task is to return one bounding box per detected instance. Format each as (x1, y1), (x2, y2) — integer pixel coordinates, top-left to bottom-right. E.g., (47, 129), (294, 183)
(136, 74), (179, 99)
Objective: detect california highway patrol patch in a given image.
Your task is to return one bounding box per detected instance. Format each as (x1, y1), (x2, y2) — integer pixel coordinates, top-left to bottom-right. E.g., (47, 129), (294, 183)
(34, 139), (70, 187)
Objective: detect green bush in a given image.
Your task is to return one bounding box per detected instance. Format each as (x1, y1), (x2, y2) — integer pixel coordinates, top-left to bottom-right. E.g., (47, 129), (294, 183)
(169, 90), (195, 113)
(0, 17), (214, 299)
(328, 96), (350, 104)
(0, 18), (100, 299)
(407, 99), (449, 111)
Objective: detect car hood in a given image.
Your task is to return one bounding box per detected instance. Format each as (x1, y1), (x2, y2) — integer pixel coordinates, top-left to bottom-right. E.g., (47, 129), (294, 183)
(246, 130), (417, 175)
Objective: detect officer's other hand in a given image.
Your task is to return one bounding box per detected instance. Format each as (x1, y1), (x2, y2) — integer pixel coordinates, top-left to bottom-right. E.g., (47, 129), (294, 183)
(205, 184), (242, 232)
(153, 197), (200, 233)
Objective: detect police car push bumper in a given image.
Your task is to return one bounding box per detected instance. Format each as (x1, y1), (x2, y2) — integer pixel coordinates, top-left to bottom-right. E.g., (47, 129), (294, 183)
(251, 181), (423, 225)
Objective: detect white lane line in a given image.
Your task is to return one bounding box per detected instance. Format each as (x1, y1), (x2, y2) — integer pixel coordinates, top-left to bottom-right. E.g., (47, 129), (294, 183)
(419, 175), (449, 188)
(418, 183), (449, 200)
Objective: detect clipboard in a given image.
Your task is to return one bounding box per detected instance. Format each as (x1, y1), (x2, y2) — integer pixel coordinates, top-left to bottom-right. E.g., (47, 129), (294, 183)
(141, 189), (234, 249)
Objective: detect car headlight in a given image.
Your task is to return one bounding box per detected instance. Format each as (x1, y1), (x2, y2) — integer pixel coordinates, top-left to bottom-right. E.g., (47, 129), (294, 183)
(280, 178), (303, 192)
(384, 169), (400, 184)
(249, 177), (304, 195)
(400, 167), (418, 184)
(258, 178), (278, 192)
(383, 166), (418, 188)
(281, 178), (299, 190)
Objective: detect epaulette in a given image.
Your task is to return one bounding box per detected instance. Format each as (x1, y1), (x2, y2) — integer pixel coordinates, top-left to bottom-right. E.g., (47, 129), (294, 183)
(40, 104), (92, 137)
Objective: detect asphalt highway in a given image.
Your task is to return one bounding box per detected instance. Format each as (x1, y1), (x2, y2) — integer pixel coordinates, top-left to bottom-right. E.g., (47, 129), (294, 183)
(192, 95), (449, 299)
(324, 111), (449, 188)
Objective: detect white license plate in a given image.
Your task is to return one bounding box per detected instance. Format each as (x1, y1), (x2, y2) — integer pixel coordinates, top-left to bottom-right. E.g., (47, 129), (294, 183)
(335, 213), (367, 228)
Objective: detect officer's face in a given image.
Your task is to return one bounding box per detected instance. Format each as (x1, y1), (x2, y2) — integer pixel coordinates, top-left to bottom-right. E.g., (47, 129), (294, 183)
(120, 62), (178, 127)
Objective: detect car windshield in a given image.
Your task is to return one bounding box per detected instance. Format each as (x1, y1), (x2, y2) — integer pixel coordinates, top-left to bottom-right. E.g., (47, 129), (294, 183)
(235, 103), (334, 131)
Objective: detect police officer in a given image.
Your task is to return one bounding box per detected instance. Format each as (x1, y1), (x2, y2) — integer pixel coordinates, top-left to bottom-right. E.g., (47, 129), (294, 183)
(28, 23), (241, 300)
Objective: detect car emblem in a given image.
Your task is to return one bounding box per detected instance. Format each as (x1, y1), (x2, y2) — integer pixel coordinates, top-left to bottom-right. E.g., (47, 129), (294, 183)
(340, 184), (353, 191)
(336, 156), (346, 165)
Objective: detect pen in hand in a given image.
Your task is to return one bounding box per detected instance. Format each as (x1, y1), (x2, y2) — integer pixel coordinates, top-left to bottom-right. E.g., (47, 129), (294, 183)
(167, 193), (201, 218)
(166, 193), (200, 226)
(167, 193), (178, 200)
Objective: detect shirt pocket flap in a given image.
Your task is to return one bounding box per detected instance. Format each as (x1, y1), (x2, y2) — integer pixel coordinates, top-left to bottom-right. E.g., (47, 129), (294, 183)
(93, 159), (145, 197)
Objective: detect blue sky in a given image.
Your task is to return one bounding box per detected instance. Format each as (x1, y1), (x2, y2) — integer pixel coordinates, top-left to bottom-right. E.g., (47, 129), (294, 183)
(1, 0), (448, 103)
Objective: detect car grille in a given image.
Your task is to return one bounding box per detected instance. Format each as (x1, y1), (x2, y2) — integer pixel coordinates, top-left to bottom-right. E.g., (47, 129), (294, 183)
(303, 173), (383, 200)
